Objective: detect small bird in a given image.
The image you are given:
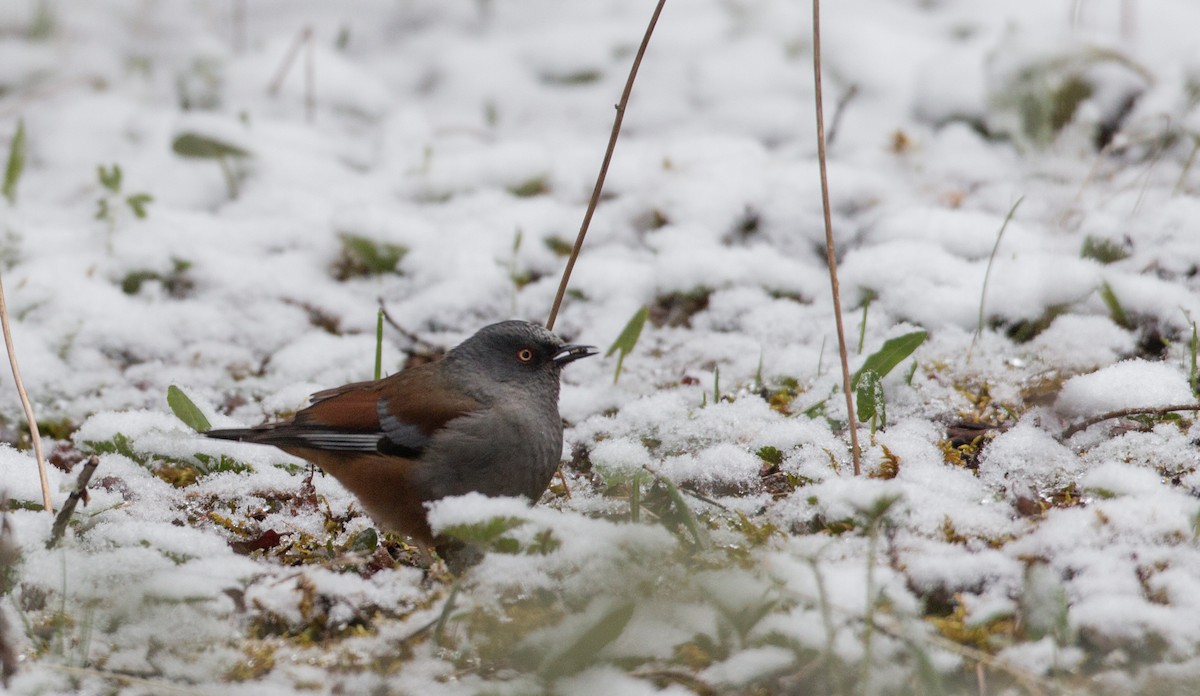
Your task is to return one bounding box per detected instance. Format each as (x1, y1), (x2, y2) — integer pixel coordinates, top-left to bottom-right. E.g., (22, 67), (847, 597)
(205, 320), (597, 555)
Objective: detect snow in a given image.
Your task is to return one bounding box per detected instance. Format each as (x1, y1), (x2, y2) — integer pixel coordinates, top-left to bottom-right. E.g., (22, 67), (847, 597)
(0, 0), (1199, 693)
(1056, 359), (1195, 417)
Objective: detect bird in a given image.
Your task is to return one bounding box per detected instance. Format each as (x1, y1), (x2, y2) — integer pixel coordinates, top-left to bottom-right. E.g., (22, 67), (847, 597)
(205, 320), (597, 556)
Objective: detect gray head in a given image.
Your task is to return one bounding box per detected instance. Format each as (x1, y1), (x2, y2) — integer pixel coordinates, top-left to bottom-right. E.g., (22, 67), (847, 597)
(445, 320), (597, 396)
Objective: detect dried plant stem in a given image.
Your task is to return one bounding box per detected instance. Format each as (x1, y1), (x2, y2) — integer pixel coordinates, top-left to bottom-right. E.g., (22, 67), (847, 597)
(1061, 403), (1200, 439)
(0, 273), (52, 513)
(46, 456), (99, 549)
(546, 0), (667, 331)
(231, 0), (246, 53)
(971, 196), (1024, 355)
(825, 84), (858, 148)
(268, 25), (315, 122)
(811, 0), (861, 475)
(304, 26), (316, 123)
(44, 664), (211, 696)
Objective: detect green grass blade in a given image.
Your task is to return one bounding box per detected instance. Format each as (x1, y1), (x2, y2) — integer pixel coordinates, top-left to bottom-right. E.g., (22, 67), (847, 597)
(606, 305), (648, 383)
(374, 308), (384, 380)
(976, 197), (1023, 340)
(3, 119), (27, 205)
(540, 601), (635, 678)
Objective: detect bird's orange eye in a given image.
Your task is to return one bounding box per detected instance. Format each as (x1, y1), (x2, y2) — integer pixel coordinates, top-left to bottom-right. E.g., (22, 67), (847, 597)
(517, 348), (534, 363)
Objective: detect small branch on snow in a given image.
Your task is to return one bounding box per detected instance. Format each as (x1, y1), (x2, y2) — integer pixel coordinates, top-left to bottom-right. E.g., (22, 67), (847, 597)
(0, 272), (52, 513)
(546, 0), (668, 331)
(46, 455), (100, 550)
(268, 25), (316, 122)
(811, 0), (862, 475)
(1060, 403), (1200, 439)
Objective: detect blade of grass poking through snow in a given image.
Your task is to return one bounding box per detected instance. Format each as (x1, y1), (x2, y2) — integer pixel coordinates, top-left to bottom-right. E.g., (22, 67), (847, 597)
(644, 466), (711, 550)
(1188, 315), (1198, 397)
(545, 0), (666, 330)
(0, 273), (51, 512)
(3, 119), (26, 205)
(1100, 281), (1131, 329)
(167, 385), (212, 432)
(629, 470), (642, 523)
(858, 494), (900, 696)
(811, 0), (861, 475)
(374, 308), (384, 380)
(973, 197), (1023, 354)
(857, 289), (876, 354)
(605, 305), (647, 384)
(540, 601), (636, 679)
(853, 331), (927, 388)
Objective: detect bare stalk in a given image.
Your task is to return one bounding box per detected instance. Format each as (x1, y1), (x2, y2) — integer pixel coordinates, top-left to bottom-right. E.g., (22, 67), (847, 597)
(811, 0), (861, 475)
(268, 26), (313, 97)
(1061, 403), (1200, 439)
(971, 196), (1024, 357)
(304, 26), (316, 123)
(47, 456), (100, 549)
(546, 0), (668, 331)
(0, 273), (52, 512)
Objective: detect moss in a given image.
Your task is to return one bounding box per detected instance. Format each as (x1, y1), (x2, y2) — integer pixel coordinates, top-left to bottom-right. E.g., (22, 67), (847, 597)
(331, 234), (407, 280)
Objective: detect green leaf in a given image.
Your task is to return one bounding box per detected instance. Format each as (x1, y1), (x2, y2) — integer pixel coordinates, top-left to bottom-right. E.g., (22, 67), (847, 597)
(125, 193), (153, 219)
(855, 369), (886, 428)
(606, 306), (648, 384)
(351, 528), (378, 553)
(540, 601), (636, 678)
(853, 330), (927, 388)
(167, 385), (212, 432)
(171, 132), (251, 160)
(97, 163), (122, 193)
(3, 119), (26, 205)
(440, 516), (525, 545)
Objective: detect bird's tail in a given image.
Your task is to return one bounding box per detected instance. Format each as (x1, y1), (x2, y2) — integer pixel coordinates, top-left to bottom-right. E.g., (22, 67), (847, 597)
(204, 428), (269, 442)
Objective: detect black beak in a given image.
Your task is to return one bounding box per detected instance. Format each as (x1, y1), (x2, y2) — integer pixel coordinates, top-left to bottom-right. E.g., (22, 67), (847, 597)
(553, 344), (599, 367)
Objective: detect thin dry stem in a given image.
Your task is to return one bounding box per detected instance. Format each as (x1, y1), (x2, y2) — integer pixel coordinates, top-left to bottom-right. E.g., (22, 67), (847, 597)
(811, 0), (861, 475)
(825, 83), (858, 148)
(546, 0), (667, 331)
(268, 26), (313, 97)
(232, 0), (246, 54)
(44, 665), (211, 696)
(304, 26), (316, 123)
(1061, 403), (1200, 439)
(0, 273), (52, 512)
(971, 196), (1024, 358)
(47, 455), (100, 549)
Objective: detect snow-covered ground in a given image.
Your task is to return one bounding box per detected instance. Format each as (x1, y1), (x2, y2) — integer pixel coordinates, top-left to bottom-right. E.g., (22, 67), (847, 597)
(2, 1), (1200, 693)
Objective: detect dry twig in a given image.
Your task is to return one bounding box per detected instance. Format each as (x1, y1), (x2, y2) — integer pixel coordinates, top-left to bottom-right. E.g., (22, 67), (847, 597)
(545, 0), (668, 331)
(811, 0), (862, 475)
(0, 272), (52, 512)
(46, 455), (100, 549)
(268, 26), (316, 122)
(1060, 403), (1200, 439)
